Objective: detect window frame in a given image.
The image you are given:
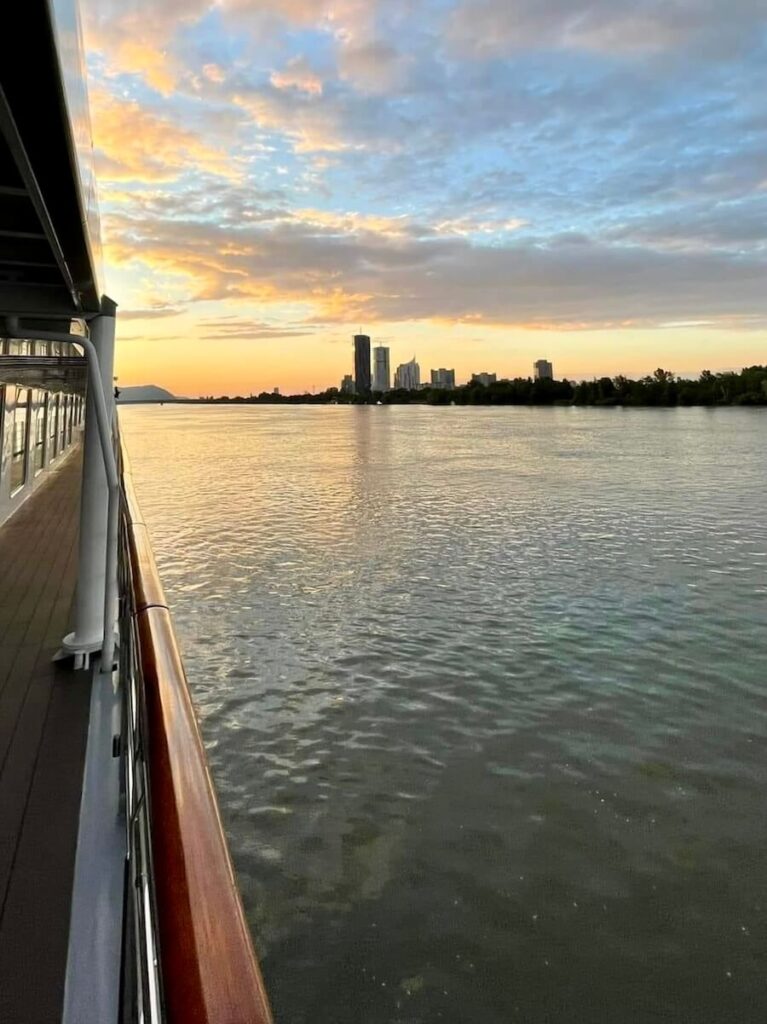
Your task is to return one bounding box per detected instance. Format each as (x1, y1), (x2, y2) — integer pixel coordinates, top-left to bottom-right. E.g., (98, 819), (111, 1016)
(33, 392), (47, 475)
(10, 388), (31, 496)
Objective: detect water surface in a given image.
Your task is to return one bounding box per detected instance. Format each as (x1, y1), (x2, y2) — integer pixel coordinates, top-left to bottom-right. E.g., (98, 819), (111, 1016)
(120, 405), (767, 1023)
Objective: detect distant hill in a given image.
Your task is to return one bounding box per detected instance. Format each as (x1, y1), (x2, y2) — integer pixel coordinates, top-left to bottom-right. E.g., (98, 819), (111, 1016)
(116, 385), (176, 404)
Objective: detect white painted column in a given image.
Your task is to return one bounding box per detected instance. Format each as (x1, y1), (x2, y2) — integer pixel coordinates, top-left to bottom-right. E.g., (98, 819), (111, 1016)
(63, 297), (117, 661)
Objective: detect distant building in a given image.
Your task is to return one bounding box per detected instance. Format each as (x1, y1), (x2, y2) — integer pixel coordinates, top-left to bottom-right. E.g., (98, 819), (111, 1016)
(354, 334), (371, 394)
(394, 357), (420, 390)
(373, 345), (391, 392)
(471, 372), (497, 386)
(273, 387), (280, 395)
(340, 374), (355, 395)
(534, 359), (553, 380)
(430, 368), (456, 389)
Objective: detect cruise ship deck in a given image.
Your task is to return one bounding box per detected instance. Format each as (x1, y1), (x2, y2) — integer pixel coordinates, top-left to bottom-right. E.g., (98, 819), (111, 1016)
(0, 450), (89, 1022)
(0, 3), (274, 1020)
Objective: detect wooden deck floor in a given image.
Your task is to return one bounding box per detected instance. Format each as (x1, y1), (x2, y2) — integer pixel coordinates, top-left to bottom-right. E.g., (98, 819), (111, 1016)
(0, 449), (92, 1024)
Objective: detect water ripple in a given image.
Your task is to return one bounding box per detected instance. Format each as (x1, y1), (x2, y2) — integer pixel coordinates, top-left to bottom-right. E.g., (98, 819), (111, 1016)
(121, 405), (767, 1024)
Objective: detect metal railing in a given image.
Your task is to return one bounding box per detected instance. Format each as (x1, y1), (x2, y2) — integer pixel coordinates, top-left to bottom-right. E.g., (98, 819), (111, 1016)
(118, 446), (163, 1024)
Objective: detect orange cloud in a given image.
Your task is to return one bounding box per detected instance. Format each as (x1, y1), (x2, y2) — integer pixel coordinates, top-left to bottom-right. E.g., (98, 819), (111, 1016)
(231, 89), (354, 154)
(202, 63), (226, 83)
(102, 202), (767, 334)
(291, 208), (411, 236)
(83, 0), (377, 94)
(90, 89), (241, 184)
(270, 57), (324, 96)
(103, 211), (378, 320)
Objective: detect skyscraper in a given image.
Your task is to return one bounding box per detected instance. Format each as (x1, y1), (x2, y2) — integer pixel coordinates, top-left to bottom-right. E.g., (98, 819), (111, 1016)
(373, 345), (391, 391)
(394, 357), (420, 390)
(430, 368), (456, 389)
(354, 334), (371, 394)
(534, 359), (553, 380)
(471, 372), (497, 386)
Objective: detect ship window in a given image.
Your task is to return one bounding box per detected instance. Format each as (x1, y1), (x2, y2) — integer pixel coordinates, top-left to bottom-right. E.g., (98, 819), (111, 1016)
(67, 395), (74, 445)
(33, 394), (47, 475)
(60, 395), (68, 451)
(49, 394), (59, 459)
(11, 389), (31, 494)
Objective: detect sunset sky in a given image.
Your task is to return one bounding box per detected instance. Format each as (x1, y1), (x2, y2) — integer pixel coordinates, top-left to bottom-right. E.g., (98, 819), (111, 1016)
(81, 0), (767, 396)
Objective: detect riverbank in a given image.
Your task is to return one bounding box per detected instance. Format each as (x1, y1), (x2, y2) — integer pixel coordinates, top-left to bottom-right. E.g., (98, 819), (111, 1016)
(128, 365), (767, 408)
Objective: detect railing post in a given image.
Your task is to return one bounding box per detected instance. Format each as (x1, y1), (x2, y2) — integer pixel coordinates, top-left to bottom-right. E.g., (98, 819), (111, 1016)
(62, 296), (117, 667)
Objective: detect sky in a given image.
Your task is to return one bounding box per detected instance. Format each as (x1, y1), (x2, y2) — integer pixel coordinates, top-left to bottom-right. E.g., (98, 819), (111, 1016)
(81, 0), (767, 396)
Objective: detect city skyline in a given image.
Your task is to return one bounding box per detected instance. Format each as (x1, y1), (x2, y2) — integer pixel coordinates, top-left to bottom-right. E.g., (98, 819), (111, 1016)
(79, 0), (767, 396)
(151, 348), (767, 399)
(132, 339), (766, 398)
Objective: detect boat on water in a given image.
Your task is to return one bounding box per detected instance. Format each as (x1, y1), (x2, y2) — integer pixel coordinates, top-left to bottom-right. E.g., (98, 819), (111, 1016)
(0, 3), (273, 1021)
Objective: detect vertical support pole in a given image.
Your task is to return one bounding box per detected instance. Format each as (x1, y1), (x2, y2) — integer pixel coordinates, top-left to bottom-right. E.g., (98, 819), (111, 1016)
(62, 297), (117, 665)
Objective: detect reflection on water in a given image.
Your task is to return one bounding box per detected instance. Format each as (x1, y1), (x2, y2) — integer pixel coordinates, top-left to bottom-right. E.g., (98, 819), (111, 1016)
(120, 405), (767, 1024)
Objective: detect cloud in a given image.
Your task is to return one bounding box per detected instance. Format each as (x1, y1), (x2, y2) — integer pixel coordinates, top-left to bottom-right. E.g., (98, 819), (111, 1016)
(103, 200), (767, 329)
(606, 198), (767, 252)
(84, 0), (209, 92)
(270, 57), (324, 96)
(338, 42), (412, 94)
(198, 316), (318, 339)
(82, 0), (767, 355)
(290, 208), (414, 236)
(120, 306), (184, 319)
(432, 215), (527, 237)
(447, 0), (767, 59)
(202, 63), (226, 83)
(90, 89), (240, 183)
(230, 84), (349, 153)
(83, 0), (379, 90)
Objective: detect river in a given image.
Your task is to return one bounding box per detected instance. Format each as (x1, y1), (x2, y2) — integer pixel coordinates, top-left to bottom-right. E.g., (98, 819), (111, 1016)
(119, 404), (767, 1024)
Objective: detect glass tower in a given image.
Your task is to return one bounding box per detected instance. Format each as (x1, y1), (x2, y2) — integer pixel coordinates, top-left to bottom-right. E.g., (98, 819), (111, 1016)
(354, 334), (371, 394)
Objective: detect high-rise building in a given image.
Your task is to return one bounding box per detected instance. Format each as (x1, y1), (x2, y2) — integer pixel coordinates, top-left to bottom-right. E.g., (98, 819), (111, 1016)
(394, 357), (420, 390)
(430, 368), (456, 389)
(534, 359), (553, 380)
(471, 372), (497, 386)
(373, 346), (391, 392)
(340, 374), (355, 395)
(354, 334), (371, 394)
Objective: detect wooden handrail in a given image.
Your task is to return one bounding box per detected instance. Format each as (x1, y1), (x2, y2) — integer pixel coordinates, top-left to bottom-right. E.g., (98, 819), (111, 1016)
(121, 440), (274, 1024)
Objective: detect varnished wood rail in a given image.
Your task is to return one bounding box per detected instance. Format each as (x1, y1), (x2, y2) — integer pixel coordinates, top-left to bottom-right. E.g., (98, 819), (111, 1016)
(121, 441), (274, 1024)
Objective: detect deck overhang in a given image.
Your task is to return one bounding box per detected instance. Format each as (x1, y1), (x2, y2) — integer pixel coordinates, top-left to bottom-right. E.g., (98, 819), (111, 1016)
(0, 0), (102, 325)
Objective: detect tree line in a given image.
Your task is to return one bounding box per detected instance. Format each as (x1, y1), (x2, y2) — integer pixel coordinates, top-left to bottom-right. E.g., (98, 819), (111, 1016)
(189, 365), (767, 407)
